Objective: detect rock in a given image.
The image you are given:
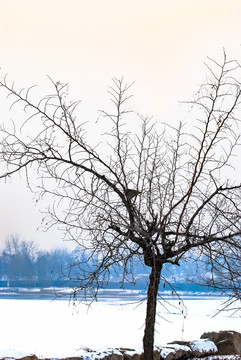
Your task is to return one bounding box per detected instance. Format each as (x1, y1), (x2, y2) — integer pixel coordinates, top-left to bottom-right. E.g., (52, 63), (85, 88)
(123, 355), (132, 360)
(116, 348), (136, 359)
(18, 355), (39, 360)
(159, 339), (217, 359)
(138, 351), (160, 360)
(167, 341), (190, 347)
(118, 348), (136, 353)
(189, 339), (217, 357)
(101, 355), (123, 360)
(131, 354), (142, 360)
(60, 358), (83, 360)
(160, 344), (192, 360)
(153, 350), (161, 360)
(109, 355), (123, 360)
(201, 330), (241, 355)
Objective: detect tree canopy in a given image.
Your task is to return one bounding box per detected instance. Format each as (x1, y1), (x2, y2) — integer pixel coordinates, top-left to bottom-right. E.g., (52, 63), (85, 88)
(0, 53), (241, 360)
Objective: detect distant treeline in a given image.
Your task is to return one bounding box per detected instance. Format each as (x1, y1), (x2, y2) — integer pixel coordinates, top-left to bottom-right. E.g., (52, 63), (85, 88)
(0, 235), (152, 286)
(0, 235), (76, 282)
(0, 235), (211, 291)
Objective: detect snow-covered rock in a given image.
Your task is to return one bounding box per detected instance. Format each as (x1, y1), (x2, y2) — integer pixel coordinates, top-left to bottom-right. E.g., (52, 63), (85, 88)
(159, 339), (217, 359)
(190, 339), (218, 356)
(201, 330), (241, 355)
(159, 344), (192, 359)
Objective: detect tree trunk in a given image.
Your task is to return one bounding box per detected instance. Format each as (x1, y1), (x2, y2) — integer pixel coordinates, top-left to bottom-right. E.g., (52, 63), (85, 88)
(143, 263), (162, 360)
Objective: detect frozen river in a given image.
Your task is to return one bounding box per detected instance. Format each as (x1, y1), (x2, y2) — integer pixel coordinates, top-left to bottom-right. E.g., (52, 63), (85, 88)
(0, 294), (240, 358)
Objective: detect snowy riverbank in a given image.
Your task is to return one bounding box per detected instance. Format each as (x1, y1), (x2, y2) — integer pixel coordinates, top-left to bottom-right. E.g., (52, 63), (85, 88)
(0, 296), (240, 359)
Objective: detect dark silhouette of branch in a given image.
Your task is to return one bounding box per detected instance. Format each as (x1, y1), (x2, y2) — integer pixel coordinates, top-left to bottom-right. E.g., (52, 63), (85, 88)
(1, 53), (241, 360)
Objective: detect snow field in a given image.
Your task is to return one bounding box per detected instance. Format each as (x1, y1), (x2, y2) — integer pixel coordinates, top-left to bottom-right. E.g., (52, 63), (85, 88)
(0, 298), (240, 358)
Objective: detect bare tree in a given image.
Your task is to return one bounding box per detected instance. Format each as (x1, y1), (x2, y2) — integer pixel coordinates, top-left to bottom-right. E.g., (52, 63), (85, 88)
(1, 53), (241, 360)
(2, 235), (37, 280)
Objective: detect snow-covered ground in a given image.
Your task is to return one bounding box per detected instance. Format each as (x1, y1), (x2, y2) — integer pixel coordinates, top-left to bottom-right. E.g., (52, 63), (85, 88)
(0, 296), (240, 358)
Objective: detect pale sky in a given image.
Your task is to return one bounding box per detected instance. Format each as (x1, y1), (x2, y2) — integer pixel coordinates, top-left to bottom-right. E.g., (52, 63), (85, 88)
(0, 0), (241, 250)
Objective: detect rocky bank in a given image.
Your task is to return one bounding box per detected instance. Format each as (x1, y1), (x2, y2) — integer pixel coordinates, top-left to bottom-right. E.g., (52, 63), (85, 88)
(1, 331), (241, 360)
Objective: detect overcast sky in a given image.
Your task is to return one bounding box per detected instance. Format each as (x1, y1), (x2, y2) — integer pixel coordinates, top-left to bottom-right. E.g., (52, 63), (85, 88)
(0, 0), (241, 250)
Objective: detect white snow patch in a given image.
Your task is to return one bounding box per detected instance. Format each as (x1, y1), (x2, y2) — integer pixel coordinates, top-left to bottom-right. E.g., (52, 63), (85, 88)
(0, 297), (240, 359)
(190, 339), (217, 352)
(80, 349), (123, 360)
(159, 344), (190, 358)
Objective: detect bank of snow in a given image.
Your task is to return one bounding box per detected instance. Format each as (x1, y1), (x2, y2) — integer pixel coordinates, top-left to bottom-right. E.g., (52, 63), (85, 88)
(0, 297), (240, 358)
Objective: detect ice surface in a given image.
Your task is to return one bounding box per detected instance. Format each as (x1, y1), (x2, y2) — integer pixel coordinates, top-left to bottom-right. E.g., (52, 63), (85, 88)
(0, 297), (240, 358)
